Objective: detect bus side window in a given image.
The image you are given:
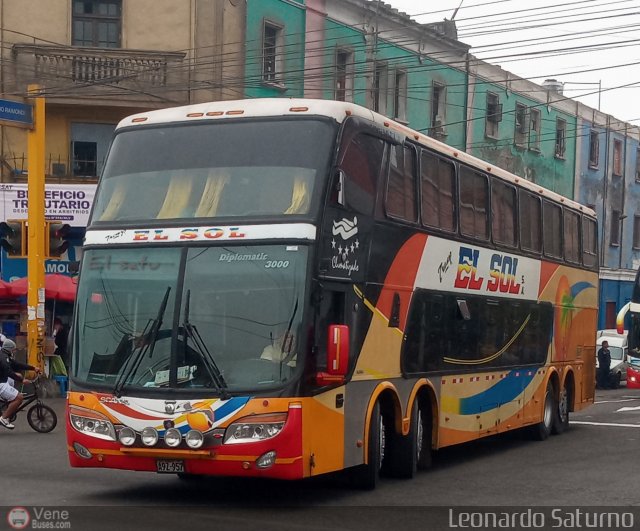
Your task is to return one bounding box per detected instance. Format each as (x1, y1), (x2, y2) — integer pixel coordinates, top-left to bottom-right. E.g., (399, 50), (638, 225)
(386, 143), (418, 222)
(336, 133), (384, 215)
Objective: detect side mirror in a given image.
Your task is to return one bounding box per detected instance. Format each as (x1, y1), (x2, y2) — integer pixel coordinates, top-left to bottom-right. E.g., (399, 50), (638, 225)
(316, 324), (349, 386)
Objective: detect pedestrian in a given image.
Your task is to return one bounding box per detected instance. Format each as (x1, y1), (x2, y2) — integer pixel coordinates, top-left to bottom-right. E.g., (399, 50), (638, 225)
(597, 340), (612, 389)
(53, 318), (69, 369)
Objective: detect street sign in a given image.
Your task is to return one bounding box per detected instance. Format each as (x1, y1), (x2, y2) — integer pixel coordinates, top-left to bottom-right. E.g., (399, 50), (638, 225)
(0, 98), (33, 128)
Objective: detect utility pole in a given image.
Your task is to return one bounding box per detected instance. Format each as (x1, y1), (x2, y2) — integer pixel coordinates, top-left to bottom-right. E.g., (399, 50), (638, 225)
(26, 84), (46, 371)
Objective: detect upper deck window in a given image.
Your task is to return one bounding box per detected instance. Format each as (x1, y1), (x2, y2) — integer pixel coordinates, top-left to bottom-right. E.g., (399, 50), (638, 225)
(92, 119), (336, 223)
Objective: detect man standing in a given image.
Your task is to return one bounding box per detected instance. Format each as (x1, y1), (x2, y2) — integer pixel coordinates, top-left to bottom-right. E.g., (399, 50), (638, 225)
(597, 340), (612, 389)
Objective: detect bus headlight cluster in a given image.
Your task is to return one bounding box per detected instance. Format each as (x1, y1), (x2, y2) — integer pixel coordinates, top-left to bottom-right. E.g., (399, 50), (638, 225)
(130, 427), (205, 448)
(69, 406), (116, 441)
(223, 413), (287, 444)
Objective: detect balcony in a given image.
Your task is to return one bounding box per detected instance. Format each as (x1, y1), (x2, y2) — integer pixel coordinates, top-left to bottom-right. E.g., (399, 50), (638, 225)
(11, 44), (187, 107)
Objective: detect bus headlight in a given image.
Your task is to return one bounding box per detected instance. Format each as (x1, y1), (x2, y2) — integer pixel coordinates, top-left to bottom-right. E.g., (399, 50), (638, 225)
(141, 427), (159, 446)
(185, 430), (204, 449)
(69, 406), (116, 441)
(118, 427), (136, 446)
(223, 413), (287, 445)
(164, 428), (182, 447)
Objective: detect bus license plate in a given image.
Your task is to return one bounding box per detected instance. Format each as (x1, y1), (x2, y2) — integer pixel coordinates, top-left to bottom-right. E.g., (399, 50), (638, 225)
(156, 460), (185, 473)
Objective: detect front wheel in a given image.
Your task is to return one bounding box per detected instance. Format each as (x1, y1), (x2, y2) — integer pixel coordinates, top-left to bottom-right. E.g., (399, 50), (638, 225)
(350, 402), (387, 490)
(27, 403), (57, 433)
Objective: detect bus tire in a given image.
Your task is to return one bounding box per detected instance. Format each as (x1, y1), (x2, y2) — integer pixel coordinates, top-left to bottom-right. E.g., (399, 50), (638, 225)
(388, 401), (418, 479)
(531, 381), (555, 441)
(552, 385), (570, 435)
(351, 402), (387, 490)
(416, 400), (433, 470)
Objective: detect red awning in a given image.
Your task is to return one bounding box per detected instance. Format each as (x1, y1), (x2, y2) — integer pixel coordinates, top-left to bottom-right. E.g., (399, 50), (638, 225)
(7, 274), (77, 302)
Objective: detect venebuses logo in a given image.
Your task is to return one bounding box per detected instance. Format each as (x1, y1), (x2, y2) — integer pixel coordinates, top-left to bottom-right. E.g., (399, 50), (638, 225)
(7, 507), (30, 529)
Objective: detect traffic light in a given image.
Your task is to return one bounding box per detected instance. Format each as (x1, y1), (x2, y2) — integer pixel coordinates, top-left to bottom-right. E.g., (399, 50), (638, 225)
(0, 219), (27, 257)
(47, 221), (71, 258)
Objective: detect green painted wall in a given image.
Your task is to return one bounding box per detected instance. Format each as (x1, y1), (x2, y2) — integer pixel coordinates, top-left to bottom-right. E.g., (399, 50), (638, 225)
(467, 81), (576, 197)
(245, 0), (306, 99)
(319, 19), (468, 150)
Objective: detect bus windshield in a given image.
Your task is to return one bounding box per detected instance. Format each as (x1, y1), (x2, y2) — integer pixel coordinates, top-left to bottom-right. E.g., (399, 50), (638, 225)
(91, 119), (336, 223)
(73, 244), (307, 394)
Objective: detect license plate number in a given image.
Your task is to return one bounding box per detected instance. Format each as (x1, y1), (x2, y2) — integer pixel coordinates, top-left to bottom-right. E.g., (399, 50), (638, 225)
(156, 460), (184, 473)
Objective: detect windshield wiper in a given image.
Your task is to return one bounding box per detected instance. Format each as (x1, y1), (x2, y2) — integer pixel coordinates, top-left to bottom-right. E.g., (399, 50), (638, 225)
(182, 289), (230, 399)
(278, 296), (299, 380)
(113, 286), (171, 397)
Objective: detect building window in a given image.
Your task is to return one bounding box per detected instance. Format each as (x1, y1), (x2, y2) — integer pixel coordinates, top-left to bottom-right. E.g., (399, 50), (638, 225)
(263, 22), (284, 84)
(610, 209), (621, 246)
(485, 93), (502, 138)
(588, 130), (600, 168)
(335, 49), (353, 102)
(72, 0), (121, 48)
(393, 70), (407, 122)
(634, 215), (640, 249)
(555, 119), (566, 158)
(636, 149), (640, 181)
(430, 83), (446, 137)
(514, 103), (527, 146)
(372, 62), (388, 115)
(529, 108), (541, 151)
(613, 139), (623, 176)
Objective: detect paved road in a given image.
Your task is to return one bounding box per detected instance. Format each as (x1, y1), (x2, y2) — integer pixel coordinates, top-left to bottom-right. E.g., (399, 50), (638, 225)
(1, 386), (639, 530)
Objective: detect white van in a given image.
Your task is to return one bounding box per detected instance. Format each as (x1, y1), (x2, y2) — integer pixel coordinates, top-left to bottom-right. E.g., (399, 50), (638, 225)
(596, 330), (629, 387)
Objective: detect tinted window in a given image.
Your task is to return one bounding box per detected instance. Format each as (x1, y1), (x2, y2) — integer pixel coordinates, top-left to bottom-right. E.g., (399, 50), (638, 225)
(520, 192), (542, 253)
(583, 217), (598, 268)
(421, 151), (456, 232)
(491, 179), (517, 247)
(386, 144), (417, 221)
(564, 210), (581, 264)
(543, 201), (563, 258)
(459, 166), (489, 240)
(337, 133), (384, 215)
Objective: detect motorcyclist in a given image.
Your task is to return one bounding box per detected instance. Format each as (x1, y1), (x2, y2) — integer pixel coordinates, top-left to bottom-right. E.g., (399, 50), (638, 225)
(0, 339), (41, 429)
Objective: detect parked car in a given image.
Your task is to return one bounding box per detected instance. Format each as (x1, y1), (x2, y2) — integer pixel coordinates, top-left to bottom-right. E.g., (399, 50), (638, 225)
(596, 330), (629, 388)
(627, 357), (640, 389)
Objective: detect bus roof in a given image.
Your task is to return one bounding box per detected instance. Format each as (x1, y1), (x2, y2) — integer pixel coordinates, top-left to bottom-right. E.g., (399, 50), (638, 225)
(117, 98), (595, 217)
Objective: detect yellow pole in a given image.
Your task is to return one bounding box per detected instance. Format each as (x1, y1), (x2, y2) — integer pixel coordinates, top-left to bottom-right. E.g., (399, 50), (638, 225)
(26, 84), (46, 371)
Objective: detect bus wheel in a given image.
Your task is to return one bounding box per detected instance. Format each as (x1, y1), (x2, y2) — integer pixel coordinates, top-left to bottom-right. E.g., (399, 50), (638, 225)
(552, 385), (570, 435)
(388, 401), (419, 479)
(351, 402), (387, 490)
(416, 400), (432, 470)
(531, 381), (555, 441)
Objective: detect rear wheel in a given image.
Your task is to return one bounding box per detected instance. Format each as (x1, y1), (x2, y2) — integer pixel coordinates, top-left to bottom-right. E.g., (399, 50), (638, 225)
(531, 382), (555, 441)
(27, 403), (57, 433)
(351, 402), (387, 490)
(552, 385), (570, 435)
(388, 401), (418, 479)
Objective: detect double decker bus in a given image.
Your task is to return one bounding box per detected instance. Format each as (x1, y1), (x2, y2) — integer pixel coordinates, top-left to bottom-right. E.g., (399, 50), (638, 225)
(67, 99), (598, 488)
